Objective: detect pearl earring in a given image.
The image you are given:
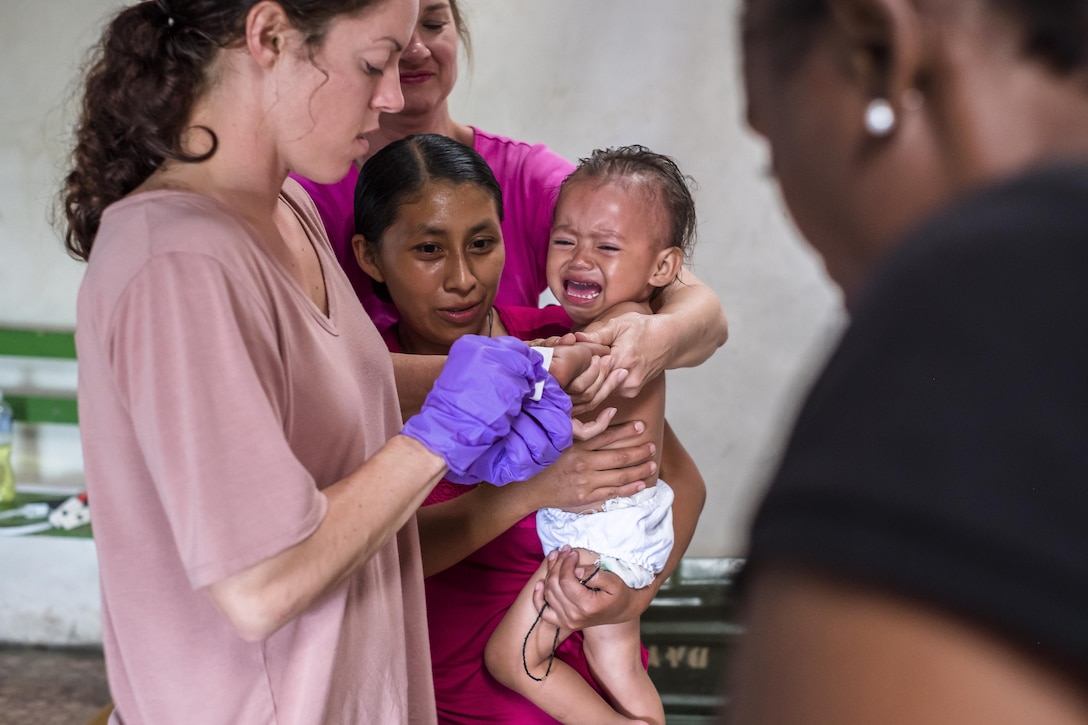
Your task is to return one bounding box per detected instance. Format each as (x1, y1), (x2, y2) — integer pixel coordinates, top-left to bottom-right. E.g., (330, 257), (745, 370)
(864, 98), (896, 137)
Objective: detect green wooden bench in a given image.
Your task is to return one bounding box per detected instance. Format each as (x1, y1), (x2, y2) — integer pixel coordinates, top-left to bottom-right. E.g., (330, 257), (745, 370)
(642, 557), (741, 723)
(0, 326), (86, 538)
(0, 327), (79, 425)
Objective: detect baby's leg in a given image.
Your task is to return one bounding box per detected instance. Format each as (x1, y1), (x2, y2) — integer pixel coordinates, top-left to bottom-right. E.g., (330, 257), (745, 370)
(582, 618), (665, 725)
(485, 551), (644, 724)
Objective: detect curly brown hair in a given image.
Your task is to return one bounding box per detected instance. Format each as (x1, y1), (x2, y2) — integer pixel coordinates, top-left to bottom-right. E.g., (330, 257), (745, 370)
(60, 0), (386, 261)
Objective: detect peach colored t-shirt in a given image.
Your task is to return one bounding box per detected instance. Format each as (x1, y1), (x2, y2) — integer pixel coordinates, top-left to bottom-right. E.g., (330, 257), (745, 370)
(76, 180), (435, 724)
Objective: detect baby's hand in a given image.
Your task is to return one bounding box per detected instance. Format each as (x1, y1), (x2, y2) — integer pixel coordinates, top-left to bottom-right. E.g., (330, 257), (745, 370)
(542, 341), (629, 415)
(525, 332), (577, 348)
(543, 340), (607, 389)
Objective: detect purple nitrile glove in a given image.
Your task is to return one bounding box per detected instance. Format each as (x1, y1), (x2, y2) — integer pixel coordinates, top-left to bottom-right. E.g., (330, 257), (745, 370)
(455, 372), (573, 486)
(401, 335), (545, 480)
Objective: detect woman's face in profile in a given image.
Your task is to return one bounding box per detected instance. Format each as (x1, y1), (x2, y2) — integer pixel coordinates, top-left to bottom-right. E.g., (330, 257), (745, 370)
(741, 1), (922, 298)
(362, 179), (505, 355)
(275, 1), (414, 183)
(397, 1), (461, 117)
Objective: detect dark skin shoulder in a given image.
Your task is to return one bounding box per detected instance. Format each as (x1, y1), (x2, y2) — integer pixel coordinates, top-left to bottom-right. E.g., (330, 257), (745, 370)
(728, 564), (1088, 725)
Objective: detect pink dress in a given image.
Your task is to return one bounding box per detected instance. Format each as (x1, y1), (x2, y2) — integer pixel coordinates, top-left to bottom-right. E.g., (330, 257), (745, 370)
(292, 128), (575, 337)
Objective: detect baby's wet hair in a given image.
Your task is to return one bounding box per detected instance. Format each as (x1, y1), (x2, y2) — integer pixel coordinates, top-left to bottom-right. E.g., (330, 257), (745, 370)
(559, 145), (697, 261)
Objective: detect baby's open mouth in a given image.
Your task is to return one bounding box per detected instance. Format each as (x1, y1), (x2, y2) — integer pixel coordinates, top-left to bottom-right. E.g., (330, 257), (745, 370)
(564, 280), (601, 301)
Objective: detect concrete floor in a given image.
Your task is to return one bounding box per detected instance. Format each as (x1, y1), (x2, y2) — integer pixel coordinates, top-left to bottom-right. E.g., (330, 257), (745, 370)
(0, 642), (726, 724)
(0, 556), (737, 724)
(0, 645), (111, 724)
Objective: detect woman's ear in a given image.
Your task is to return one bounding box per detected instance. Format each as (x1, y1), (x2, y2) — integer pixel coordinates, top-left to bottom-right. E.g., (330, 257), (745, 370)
(353, 234), (385, 282)
(649, 246), (684, 288)
(245, 0), (292, 68)
(827, 0), (924, 124)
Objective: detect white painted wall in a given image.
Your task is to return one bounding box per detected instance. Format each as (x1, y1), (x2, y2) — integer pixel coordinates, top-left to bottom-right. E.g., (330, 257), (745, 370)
(0, 1), (845, 558)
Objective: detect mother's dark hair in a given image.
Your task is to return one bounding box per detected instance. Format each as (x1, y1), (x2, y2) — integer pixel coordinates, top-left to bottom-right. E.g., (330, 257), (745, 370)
(354, 133), (504, 244)
(60, 0), (388, 261)
(353, 133), (504, 303)
(754, 0), (1088, 74)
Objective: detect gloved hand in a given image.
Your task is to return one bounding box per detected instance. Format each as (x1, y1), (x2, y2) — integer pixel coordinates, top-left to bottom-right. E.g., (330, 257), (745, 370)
(402, 335), (555, 481)
(452, 372), (573, 486)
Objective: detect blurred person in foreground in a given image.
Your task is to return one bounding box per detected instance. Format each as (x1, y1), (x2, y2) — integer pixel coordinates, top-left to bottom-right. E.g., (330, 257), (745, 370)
(729, 0), (1088, 723)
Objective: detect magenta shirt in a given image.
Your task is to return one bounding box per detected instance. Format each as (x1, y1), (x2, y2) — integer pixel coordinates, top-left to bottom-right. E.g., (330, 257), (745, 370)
(292, 128), (575, 336)
(385, 306), (650, 724)
(394, 306), (594, 724)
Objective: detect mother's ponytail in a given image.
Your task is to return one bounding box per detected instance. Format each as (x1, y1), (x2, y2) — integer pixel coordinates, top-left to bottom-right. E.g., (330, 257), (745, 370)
(60, 0), (386, 261)
(61, 0), (221, 260)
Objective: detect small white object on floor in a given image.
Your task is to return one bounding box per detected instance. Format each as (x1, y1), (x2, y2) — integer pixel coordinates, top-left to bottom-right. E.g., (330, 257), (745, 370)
(49, 494), (91, 530)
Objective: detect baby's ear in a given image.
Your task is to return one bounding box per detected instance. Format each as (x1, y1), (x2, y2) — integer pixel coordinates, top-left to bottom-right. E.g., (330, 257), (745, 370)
(353, 234), (385, 282)
(649, 246), (684, 287)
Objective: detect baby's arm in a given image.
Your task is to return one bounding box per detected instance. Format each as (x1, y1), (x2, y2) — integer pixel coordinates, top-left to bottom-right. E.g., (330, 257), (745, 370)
(392, 340), (608, 420)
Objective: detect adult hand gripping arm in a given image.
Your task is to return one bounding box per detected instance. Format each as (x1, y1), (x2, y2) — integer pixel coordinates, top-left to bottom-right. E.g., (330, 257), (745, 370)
(401, 335), (573, 486)
(574, 268), (728, 407)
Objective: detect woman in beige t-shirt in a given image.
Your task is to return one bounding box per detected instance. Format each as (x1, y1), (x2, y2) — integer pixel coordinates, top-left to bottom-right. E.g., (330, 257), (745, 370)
(60, 2), (572, 723)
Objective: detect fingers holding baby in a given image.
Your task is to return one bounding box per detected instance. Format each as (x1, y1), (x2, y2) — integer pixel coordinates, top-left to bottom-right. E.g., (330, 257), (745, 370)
(533, 310), (673, 415)
(520, 413), (657, 513)
(530, 334), (627, 415)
